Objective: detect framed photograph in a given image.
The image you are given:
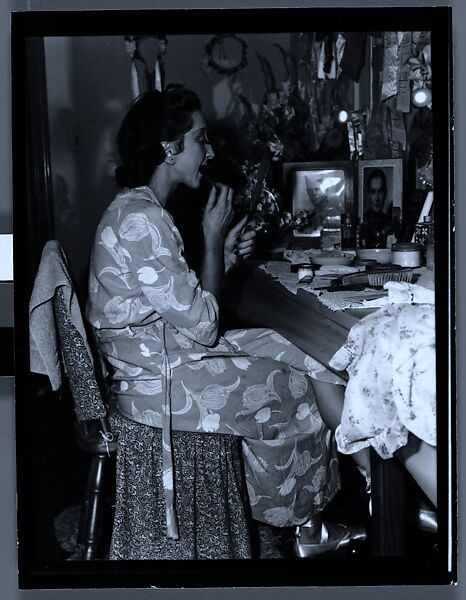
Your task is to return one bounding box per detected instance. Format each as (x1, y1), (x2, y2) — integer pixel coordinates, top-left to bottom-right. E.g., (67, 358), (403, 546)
(358, 159), (403, 222)
(283, 162), (354, 237)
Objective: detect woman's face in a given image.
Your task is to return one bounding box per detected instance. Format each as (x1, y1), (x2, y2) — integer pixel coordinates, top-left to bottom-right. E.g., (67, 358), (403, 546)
(172, 111), (214, 188)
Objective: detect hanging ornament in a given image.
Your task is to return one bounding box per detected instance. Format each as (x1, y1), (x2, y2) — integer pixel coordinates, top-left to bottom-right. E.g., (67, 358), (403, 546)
(124, 36), (141, 98)
(417, 148), (433, 188)
(124, 34), (168, 97)
(154, 35), (168, 92)
(204, 34), (248, 76)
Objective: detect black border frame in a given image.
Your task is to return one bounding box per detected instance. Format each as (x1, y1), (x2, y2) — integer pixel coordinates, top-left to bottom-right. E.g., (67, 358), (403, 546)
(11, 6), (455, 590)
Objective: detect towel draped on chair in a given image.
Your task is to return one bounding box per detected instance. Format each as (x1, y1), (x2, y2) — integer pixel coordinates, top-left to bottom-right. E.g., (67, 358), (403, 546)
(29, 240), (93, 391)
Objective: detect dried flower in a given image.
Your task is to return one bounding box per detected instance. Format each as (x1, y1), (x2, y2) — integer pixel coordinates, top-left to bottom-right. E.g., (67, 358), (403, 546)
(236, 46), (314, 164)
(279, 209), (316, 232)
(267, 136), (284, 161)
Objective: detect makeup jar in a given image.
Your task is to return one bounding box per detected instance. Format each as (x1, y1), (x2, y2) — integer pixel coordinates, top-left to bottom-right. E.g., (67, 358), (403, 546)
(391, 243), (422, 268)
(297, 263), (315, 283)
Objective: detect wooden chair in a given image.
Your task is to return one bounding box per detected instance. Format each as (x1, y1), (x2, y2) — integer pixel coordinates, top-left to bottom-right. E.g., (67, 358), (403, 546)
(31, 241), (252, 560)
(53, 286), (117, 560)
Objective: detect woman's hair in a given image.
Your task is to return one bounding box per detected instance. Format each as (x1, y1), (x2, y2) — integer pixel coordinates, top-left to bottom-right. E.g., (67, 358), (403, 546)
(115, 84), (202, 188)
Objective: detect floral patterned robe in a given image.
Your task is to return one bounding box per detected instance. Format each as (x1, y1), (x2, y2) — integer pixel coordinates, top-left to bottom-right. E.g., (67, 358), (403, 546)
(87, 186), (340, 538)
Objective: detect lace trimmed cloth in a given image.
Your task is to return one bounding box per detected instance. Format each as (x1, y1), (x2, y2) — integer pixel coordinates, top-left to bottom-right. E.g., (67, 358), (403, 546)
(329, 301), (436, 458)
(259, 259), (433, 311)
(259, 261), (384, 311)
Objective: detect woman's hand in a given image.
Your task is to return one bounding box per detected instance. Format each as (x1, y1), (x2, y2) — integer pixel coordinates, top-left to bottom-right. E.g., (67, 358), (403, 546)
(224, 216), (256, 272)
(202, 183), (234, 247)
(200, 183), (234, 299)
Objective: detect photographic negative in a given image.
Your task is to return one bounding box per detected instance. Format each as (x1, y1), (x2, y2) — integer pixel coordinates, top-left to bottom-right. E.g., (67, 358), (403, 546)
(12, 7), (455, 590)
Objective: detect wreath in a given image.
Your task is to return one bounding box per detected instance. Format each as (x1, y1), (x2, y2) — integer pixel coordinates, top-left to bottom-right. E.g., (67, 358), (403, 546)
(205, 34), (248, 76)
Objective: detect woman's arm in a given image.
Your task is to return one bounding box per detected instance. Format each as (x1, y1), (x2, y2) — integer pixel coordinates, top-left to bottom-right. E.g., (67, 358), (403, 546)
(200, 183), (234, 299)
(106, 195), (220, 346)
(201, 236), (225, 299)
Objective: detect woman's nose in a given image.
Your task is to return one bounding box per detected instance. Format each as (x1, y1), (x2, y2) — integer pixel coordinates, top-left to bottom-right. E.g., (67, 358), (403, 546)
(205, 143), (215, 161)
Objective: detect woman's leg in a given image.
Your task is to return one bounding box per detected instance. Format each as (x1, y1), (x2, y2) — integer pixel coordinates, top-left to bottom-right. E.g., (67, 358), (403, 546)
(225, 328), (348, 436)
(224, 327), (370, 548)
(309, 378), (437, 506)
(227, 327), (372, 486)
(310, 378), (371, 477)
(224, 328), (346, 385)
(128, 352), (341, 527)
(396, 434), (437, 507)
(232, 328), (372, 478)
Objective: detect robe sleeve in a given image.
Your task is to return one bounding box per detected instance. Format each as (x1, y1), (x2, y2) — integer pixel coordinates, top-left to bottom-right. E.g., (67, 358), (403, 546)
(115, 201), (219, 346)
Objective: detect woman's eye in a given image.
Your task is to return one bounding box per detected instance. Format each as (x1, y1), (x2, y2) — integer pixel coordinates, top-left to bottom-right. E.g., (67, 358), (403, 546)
(198, 133), (210, 144)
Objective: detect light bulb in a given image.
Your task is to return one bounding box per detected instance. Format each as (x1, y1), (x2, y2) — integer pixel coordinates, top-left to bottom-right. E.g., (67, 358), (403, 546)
(337, 110), (349, 123)
(412, 87), (432, 108)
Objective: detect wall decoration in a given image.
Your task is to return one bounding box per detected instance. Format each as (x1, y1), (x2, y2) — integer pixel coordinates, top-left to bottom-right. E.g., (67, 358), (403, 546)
(347, 108), (369, 159)
(204, 33), (248, 76)
(124, 35), (168, 97)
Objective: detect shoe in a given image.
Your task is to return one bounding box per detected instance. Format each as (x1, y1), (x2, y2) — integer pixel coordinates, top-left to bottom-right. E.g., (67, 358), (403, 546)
(416, 507), (438, 534)
(295, 520), (367, 558)
(356, 466), (372, 495)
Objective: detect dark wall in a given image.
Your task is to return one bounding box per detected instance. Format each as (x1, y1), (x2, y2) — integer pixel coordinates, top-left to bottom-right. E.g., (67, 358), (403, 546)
(44, 32), (291, 291)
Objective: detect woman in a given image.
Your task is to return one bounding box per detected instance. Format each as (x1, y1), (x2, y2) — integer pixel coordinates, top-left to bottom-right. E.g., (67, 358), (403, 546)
(87, 85), (349, 558)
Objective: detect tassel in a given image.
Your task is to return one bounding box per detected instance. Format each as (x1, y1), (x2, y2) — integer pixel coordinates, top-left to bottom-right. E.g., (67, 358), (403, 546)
(160, 322), (179, 540)
(154, 58), (162, 92)
(99, 430), (114, 457)
(166, 506), (180, 540)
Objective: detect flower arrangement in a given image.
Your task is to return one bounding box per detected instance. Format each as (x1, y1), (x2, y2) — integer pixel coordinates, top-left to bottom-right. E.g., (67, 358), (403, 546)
(233, 160), (281, 234)
(234, 160), (315, 238)
(279, 209), (316, 234)
(236, 45), (313, 164)
(232, 45), (319, 241)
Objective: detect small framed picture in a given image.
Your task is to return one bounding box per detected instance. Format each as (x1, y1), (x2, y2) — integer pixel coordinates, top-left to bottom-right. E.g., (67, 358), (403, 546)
(358, 159), (403, 221)
(283, 162), (355, 237)
(357, 159), (403, 248)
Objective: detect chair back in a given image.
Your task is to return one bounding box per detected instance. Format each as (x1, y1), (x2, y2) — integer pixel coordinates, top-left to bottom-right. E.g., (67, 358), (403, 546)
(53, 286), (108, 423)
(30, 240), (110, 426)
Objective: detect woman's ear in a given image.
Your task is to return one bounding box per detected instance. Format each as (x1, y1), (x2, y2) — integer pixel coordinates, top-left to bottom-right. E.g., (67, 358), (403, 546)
(161, 141), (176, 165)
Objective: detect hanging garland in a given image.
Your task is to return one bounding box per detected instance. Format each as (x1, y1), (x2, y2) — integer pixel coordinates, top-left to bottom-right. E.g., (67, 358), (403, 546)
(204, 33), (248, 76)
